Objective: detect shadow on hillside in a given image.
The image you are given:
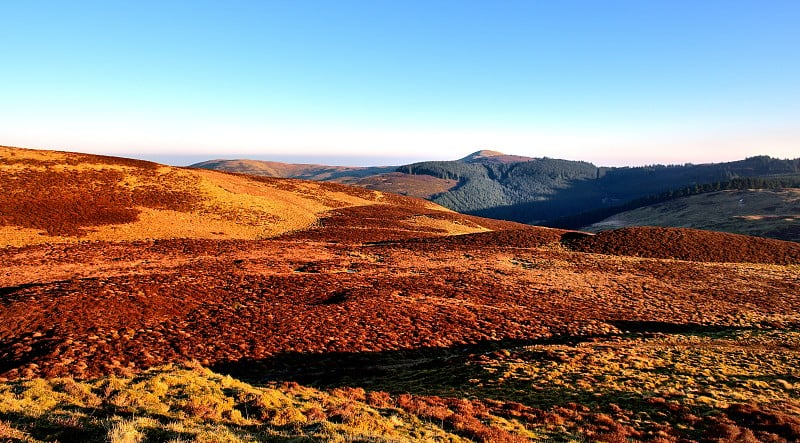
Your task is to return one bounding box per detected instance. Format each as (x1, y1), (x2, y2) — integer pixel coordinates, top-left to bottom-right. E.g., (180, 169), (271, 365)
(0, 410), (105, 443)
(0, 282), (52, 297)
(210, 322), (755, 395)
(465, 179), (606, 225)
(211, 337), (549, 391)
(607, 320), (752, 334)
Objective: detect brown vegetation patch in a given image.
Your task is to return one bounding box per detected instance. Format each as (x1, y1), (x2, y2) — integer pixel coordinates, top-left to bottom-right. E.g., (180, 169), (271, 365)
(356, 172), (459, 199)
(396, 394), (529, 442)
(722, 403), (800, 442)
(3, 146), (483, 245)
(383, 227), (568, 251)
(1, 235), (798, 381)
(276, 204), (495, 243)
(0, 165), (200, 236)
(562, 226), (800, 264)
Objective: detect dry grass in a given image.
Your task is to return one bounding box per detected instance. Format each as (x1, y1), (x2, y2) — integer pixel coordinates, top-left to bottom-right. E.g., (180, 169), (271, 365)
(0, 363), (480, 442)
(586, 189), (800, 242)
(0, 146), (492, 247)
(563, 226), (800, 264)
(1, 329), (798, 442)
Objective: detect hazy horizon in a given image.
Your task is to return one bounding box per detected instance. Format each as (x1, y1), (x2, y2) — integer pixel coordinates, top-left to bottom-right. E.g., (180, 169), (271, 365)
(2, 1), (798, 165)
(35, 147), (797, 169)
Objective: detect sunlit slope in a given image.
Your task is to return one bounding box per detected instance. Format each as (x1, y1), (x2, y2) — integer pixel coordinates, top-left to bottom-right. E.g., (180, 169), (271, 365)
(191, 158), (395, 183)
(0, 146), (491, 246)
(585, 189), (800, 242)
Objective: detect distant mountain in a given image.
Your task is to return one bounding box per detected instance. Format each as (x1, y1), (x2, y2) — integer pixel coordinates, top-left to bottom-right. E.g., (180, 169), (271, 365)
(194, 151), (800, 233)
(190, 159), (395, 184)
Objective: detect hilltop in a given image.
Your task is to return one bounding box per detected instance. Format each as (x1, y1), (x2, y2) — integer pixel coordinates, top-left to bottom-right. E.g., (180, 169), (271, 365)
(459, 150), (533, 163)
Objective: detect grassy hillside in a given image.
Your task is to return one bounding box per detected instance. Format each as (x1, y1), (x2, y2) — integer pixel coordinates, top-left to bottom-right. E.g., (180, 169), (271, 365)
(3, 329), (800, 442)
(353, 172), (459, 199)
(1, 232), (799, 441)
(0, 146), (496, 247)
(191, 151), (800, 229)
(190, 158), (394, 183)
(584, 189), (800, 242)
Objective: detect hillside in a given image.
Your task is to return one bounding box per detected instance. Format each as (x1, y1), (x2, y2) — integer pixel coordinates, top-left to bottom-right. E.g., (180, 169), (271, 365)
(585, 188), (800, 242)
(0, 146), (498, 247)
(190, 158), (394, 183)
(403, 154), (800, 224)
(563, 226), (800, 264)
(2, 146), (800, 442)
(195, 151), (800, 232)
(352, 172), (459, 199)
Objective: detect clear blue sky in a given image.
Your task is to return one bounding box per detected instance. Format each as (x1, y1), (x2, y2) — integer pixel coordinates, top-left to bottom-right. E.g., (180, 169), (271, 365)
(1, 0), (798, 166)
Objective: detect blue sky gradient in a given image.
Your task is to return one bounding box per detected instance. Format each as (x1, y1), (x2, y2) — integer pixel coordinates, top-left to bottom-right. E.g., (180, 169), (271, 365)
(1, 1), (798, 166)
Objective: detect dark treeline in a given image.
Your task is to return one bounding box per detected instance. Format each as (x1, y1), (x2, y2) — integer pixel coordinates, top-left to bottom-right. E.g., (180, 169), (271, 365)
(545, 175), (800, 230)
(397, 155), (800, 224)
(399, 158), (601, 213)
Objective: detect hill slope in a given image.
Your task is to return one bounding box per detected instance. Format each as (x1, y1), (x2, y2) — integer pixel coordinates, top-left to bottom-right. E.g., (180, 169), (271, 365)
(403, 154), (800, 224)
(563, 226), (800, 264)
(584, 188), (800, 242)
(190, 158), (394, 183)
(352, 172), (459, 199)
(195, 151), (800, 231)
(0, 146), (499, 247)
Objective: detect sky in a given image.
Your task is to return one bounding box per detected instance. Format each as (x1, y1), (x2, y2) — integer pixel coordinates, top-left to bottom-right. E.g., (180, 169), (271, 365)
(1, 0), (798, 167)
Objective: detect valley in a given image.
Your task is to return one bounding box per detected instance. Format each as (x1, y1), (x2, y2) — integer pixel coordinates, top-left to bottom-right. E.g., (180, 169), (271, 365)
(192, 151), (800, 241)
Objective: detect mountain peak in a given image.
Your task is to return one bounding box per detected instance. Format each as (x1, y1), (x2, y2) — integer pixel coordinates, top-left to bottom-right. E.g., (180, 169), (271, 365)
(461, 150), (507, 161)
(460, 150), (532, 164)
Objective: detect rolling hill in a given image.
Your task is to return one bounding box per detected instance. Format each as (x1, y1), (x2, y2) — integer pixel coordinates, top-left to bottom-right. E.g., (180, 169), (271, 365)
(2, 145), (800, 442)
(584, 188), (800, 242)
(190, 158), (395, 183)
(401, 153), (800, 224)
(194, 151), (800, 231)
(0, 146), (504, 247)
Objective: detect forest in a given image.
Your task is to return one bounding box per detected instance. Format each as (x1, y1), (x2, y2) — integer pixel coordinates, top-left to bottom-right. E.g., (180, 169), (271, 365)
(398, 155), (800, 225)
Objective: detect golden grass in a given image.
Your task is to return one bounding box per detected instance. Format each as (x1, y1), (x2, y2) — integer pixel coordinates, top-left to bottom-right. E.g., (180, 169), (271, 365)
(0, 363), (475, 443)
(1, 330), (799, 442)
(0, 146), (68, 162)
(404, 215), (491, 236)
(0, 146), (492, 247)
